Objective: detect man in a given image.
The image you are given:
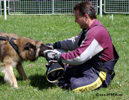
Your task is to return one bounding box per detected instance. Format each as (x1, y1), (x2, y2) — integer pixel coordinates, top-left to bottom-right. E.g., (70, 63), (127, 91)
(44, 1), (119, 92)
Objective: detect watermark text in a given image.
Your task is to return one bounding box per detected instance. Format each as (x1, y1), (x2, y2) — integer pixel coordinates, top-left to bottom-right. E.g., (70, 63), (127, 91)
(96, 93), (123, 96)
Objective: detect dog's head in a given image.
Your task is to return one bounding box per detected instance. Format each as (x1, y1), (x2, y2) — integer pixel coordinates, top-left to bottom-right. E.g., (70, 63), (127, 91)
(17, 37), (51, 61)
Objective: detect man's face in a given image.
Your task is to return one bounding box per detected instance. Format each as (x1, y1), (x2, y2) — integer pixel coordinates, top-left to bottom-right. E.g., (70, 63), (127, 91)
(74, 10), (87, 29)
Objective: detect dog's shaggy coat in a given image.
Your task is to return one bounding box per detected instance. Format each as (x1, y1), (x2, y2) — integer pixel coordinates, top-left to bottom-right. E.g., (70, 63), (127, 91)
(0, 32), (49, 88)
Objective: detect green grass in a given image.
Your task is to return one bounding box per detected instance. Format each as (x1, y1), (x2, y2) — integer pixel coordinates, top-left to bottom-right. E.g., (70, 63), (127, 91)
(0, 14), (129, 100)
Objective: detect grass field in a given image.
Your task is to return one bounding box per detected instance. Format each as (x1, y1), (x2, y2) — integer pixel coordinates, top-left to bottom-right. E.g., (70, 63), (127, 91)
(0, 14), (129, 100)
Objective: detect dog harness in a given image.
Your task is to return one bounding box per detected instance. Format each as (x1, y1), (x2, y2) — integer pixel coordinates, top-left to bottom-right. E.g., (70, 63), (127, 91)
(0, 36), (22, 59)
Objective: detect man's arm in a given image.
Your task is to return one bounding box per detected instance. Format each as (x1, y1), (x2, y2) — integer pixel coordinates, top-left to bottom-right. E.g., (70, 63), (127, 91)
(61, 37), (103, 65)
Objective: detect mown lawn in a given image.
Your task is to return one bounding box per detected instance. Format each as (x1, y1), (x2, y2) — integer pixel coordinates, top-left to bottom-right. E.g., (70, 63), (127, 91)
(0, 14), (129, 100)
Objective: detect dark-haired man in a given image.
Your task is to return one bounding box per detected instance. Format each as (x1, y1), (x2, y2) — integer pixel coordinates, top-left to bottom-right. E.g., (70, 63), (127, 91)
(44, 1), (119, 92)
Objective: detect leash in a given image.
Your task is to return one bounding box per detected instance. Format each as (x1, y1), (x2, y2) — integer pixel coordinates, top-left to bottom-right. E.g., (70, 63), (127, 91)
(0, 36), (22, 59)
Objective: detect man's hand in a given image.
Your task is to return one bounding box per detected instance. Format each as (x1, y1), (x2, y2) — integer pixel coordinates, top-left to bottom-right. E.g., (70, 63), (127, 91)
(44, 50), (59, 61)
(46, 43), (54, 49)
(46, 42), (61, 49)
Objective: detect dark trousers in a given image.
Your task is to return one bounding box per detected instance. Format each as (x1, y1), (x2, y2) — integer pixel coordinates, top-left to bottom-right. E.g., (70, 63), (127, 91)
(58, 62), (106, 92)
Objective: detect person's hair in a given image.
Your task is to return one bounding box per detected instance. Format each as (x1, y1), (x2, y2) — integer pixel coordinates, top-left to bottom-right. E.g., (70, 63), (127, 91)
(74, 1), (97, 19)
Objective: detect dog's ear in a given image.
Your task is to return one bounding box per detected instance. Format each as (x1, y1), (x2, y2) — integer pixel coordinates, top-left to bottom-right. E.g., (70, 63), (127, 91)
(24, 42), (35, 50)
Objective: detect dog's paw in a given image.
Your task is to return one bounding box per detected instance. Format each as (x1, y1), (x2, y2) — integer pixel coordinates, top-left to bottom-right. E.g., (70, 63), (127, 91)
(13, 85), (18, 89)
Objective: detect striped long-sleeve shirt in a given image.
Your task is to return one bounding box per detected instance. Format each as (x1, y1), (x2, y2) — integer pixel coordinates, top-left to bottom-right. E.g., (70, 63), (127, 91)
(59, 19), (114, 65)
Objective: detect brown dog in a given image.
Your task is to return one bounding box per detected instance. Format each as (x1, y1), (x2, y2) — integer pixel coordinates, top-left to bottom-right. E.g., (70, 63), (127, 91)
(0, 32), (50, 88)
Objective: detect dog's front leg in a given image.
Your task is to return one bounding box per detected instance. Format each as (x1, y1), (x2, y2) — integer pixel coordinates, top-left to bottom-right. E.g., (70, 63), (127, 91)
(1, 64), (18, 89)
(16, 63), (27, 80)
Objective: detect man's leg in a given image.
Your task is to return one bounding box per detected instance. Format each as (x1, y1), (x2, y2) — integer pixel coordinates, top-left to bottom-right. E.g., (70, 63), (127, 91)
(58, 63), (107, 92)
(70, 64), (107, 92)
(58, 65), (83, 89)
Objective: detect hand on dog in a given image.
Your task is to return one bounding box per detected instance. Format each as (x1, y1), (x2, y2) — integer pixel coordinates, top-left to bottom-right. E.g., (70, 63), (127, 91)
(46, 43), (54, 49)
(46, 42), (61, 49)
